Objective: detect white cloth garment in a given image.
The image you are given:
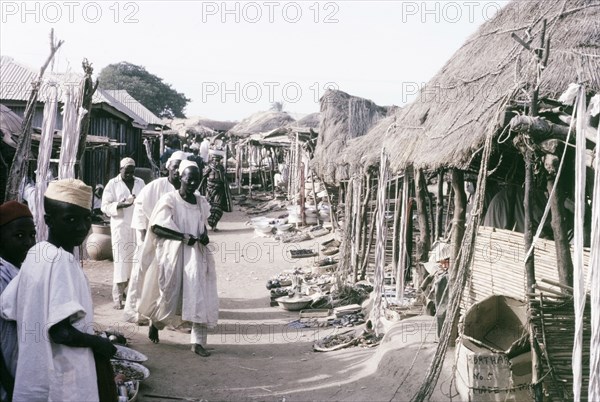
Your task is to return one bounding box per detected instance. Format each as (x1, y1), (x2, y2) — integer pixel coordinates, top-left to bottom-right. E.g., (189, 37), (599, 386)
(131, 178), (176, 231)
(137, 191), (218, 330)
(200, 139), (210, 163)
(101, 175), (145, 283)
(125, 178), (176, 323)
(0, 242), (98, 402)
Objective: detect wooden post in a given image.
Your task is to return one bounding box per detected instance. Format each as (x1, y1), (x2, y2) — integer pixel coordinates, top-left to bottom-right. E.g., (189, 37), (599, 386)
(435, 171), (444, 240)
(300, 162), (306, 226)
(270, 149), (275, 199)
(310, 170), (319, 225)
(249, 146), (253, 199)
(75, 59), (98, 179)
(415, 169), (431, 262)
(449, 169), (466, 277)
(546, 178), (574, 289)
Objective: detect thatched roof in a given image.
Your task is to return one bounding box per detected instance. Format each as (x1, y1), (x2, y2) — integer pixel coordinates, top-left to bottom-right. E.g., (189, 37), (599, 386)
(291, 112), (320, 130)
(312, 90), (391, 181)
(227, 110), (296, 137)
(332, 0), (600, 178)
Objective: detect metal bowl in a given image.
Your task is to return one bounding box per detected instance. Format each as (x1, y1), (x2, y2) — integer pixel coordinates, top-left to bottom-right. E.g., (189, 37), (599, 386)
(276, 296), (313, 311)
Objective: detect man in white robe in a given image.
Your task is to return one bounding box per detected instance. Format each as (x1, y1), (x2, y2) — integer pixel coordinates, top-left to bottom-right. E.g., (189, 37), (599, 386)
(137, 161), (218, 357)
(124, 151), (187, 323)
(199, 137), (210, 163)
(0, 179), (116, 401)
(101, 157), (145, 309)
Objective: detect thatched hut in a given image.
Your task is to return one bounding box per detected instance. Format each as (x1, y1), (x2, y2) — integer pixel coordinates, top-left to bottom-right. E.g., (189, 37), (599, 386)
(312, 89), (393, 183)
(359, 0), (599, 174)
(311, 2), (599, 401)
(227, 110), (296, 138)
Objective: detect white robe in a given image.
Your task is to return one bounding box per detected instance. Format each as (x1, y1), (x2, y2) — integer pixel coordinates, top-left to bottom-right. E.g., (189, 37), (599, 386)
(125, 178), (175, 322)
(137, 191), (219, 329)
(0, 242), (98, 402)
(101, 175), (145, 283)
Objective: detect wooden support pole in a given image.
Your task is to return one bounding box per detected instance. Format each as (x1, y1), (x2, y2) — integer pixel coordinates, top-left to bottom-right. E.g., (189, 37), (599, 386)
(75, 59), (98, 179)
(546, 178), (574, 289)
(300, 162), (306, 226)
(435, 171), (444, 240)
(524, 148), (544, 401)
(449, 169), (466, 277)
(310, 170), (319, 225)
(415, 169), (431, 262)
(270, 149), (275, 199)
(248, 146), (253, 199)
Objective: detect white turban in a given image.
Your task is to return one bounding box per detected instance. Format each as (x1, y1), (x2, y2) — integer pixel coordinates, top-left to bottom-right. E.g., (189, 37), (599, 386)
(166, 151), (188, 169)
(178, 160), (198, 175)
(120, 157), (136, 168)
(45, 179), (93, 210)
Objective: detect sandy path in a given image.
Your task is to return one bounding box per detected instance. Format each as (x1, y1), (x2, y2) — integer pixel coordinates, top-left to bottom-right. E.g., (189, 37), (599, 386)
(85, 207), (452, 401)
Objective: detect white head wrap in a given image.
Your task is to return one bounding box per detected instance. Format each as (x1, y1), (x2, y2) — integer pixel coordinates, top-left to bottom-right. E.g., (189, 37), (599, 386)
(178, 160), (198, 175)
(166, 151), (188, 169)
(45, 179), (93, 210)
(120, 157), (136, 168)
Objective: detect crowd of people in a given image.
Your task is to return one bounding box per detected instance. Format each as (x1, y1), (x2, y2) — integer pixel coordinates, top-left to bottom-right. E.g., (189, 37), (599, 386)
(0, 135), (230, 401)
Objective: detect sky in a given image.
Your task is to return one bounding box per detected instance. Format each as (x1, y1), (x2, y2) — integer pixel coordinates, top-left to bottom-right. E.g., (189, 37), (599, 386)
(0, 0), (508, 121)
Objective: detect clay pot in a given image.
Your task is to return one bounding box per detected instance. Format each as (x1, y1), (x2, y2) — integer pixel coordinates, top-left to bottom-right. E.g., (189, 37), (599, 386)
(86, 223), (113, 261)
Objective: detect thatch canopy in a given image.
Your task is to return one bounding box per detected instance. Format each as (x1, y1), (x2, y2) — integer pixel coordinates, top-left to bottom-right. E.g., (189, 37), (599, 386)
(291, 112), (320, 130)
(227, 110), (296, 138)
(330, 0), (600, 178)
(312, 90), (391, 182)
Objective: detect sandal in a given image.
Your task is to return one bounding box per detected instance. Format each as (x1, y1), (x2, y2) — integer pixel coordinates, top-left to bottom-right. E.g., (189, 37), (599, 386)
(191, 344), (211, 357)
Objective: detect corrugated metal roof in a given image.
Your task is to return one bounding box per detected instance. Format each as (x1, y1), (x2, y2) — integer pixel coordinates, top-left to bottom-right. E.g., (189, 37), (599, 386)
(1, 56), (158, 129)
(104, 90), (162, 126)
(93, 89), (147, 128)
(0, 56), (38, 100)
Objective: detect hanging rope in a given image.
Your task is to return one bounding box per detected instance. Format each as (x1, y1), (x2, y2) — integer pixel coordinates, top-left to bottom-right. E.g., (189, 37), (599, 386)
(58, 82), (85, 179)
(369, 149), (389, 336)
(572, 85), (588, 402)
(34, 85), (58, 242)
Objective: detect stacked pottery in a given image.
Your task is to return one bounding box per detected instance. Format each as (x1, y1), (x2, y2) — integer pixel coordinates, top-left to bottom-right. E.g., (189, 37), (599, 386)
(86, 223), (113, 260)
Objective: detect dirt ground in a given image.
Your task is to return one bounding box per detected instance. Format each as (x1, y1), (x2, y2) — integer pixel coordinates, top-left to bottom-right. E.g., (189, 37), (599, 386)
(85, 205), (454, 402)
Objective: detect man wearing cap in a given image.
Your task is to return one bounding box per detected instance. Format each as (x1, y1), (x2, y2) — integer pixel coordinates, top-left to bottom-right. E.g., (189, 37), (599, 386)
(0, 201), (36, 401)
(102, 157), (146, 309)
(124, 151), (187, 324)
(137, 161), (218, 357)
(0, 179), (117, 401)
(203, 149), (232, 231)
